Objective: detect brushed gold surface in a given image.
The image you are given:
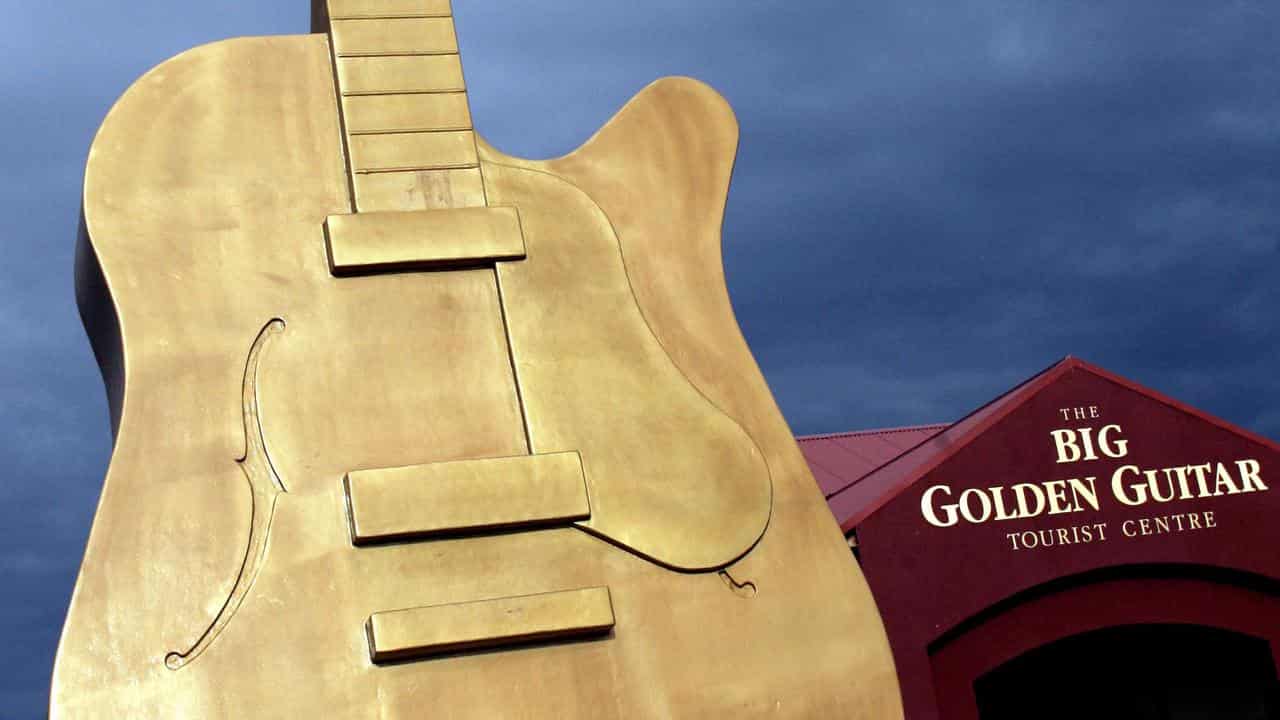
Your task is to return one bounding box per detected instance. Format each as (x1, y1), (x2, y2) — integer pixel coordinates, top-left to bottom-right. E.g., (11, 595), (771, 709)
(486, 159), (772, 571)
(348, 129), (478, 172)
(324, 206), (524, 274)
(336, 55), (466, 94)
(329, 0), (451, 19)
(353, 167), (487, 211)
(165, 319), (286, 671)
(57, 9), (905, 719)
(345, 452), (589, 543)
(327, 4), (480, 213)
(331, 17), (457, 56)
(341, 91), (471, 134)
(366, 587), (615, 662)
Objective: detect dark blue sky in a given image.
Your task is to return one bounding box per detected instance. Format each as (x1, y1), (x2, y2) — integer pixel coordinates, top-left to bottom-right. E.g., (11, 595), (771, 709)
(5, 1), (1280, 716)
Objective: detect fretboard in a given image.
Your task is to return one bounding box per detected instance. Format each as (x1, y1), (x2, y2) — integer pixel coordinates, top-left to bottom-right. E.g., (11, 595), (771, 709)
(318, 0), (487, 212)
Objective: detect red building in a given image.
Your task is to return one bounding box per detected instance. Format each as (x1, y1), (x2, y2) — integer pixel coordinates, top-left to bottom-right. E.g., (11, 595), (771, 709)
(800, 357), (1280, 719)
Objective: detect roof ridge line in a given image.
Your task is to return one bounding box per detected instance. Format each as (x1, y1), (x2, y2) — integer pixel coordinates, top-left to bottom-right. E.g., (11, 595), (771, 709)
(796, 423), (951, 442)
(823, 356), (1074, 505)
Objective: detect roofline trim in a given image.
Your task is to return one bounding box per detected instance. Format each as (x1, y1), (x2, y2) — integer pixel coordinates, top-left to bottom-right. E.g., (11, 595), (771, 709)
(831, 356), (1076, 530)
(796, 424), (952, 443)
(824, 356), (1070, 505)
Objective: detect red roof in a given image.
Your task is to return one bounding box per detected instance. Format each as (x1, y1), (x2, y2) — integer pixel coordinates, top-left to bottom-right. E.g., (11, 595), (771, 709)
(797, 425), (949, 497)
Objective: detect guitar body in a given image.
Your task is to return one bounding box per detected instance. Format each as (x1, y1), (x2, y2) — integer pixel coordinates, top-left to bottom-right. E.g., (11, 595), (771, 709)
(57, 28), (901, 719)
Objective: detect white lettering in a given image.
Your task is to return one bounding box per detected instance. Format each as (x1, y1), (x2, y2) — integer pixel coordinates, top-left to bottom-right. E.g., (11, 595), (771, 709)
(1051, 429), (1082, 464)
(1045, 480), (1073, 515)
(1013, 483), (1047, 518)
(921, 485), (958, 528)
(1112, 465), (1147, 506)
(1147, 468), (1176, 503)
(1067, 477), (1100, 511)
(958, 488), (993, 524)
(1097, 424), (1128, 458)
(1213, 462), (1242, 496)
(1237, 459), (1267, 492)
(990, 487), (1017, 521)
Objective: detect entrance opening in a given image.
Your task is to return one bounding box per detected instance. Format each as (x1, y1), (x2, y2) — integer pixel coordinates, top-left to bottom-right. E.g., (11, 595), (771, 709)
(974, 624), (1278, 720)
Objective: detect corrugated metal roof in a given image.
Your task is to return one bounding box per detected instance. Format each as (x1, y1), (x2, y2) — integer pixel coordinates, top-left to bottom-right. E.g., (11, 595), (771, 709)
(797, 425), (950, 497)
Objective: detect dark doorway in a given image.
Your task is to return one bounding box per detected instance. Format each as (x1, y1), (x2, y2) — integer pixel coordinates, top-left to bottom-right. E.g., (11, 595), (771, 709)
(975, 624), (1278, 720)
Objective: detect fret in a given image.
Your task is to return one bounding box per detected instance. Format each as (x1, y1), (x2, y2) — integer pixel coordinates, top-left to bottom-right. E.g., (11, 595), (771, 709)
(352, 168), (487, 212)
(348, 130), (478, 173)
(330, 17), (458, 57)
(336, 55), (465, 95)
(322, 0), (485, 210)
(342, 92), (471, 134)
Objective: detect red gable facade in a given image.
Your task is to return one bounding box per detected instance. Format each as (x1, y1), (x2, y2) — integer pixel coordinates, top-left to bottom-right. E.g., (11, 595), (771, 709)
(799, 358), (1280, 719)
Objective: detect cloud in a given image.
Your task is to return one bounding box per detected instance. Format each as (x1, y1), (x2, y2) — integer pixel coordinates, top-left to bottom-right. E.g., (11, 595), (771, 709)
(4, 0), (1280, 717)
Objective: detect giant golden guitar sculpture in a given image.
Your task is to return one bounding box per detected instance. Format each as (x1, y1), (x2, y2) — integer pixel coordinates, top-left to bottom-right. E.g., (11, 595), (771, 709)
(55, 2), (903, 717)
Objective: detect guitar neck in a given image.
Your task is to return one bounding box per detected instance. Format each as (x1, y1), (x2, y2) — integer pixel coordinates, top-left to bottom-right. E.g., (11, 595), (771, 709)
(316, 0), (488, 212)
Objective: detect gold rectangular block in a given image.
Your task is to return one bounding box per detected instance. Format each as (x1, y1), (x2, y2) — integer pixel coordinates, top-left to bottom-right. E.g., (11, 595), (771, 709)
(326, 206), (524, 274)
(345, 128), (476, 171)
(342, 92), (471, 134)
(353, 168), (487, 212)
(328, 0), (452, 19)
(348, 130), (477, 173)
(336, 55), (466, 95)
(332, 17), (458, 57)
(367, 587), (615, 663)
(344, 451), (585, 542)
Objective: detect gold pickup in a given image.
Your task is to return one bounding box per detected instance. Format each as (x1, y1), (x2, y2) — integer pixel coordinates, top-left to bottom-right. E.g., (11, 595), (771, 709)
(324, 206), (525, 274)
(366, 587), (615, 663)
(343, 451), (589, 544)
